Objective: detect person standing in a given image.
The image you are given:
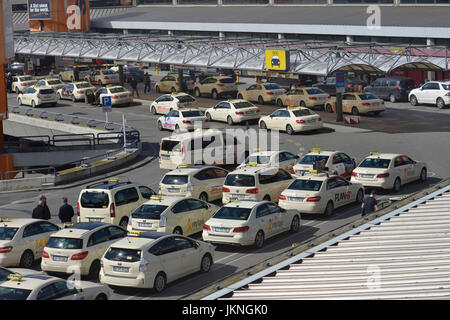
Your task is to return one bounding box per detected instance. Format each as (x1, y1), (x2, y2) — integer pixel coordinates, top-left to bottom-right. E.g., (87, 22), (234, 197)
(32, 195), (51, 220)
(144, 72), (151, 94)
(130, 77), (140, 98)
(58, 197), (74, 224)
(6, 73), (12, 93)
(361, 190), (379, 216)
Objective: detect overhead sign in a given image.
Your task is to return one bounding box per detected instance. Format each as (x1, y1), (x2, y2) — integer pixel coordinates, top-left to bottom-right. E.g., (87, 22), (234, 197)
(265, 49), (289, 71)
(0, 0), (14, 63)
(102, 96), (112, 113)
(28, 0), (52, 20)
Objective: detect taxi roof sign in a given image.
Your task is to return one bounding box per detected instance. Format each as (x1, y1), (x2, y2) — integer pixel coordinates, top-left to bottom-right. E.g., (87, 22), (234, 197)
(127, 231), (141, 237)
(151, 195), (163, 201)
(108, 178), (120, 183)
(177, 164), (190, 169)
(370, 152), (380, 155)
(311, 148), (321, 153)
(0, 217), (11, 222)
(7, 274), (23, 281)
(247, 162), (258, 167)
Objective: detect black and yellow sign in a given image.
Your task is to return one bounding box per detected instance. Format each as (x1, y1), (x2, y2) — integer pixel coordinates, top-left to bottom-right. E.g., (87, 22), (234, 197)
(265, 49), (289, 71)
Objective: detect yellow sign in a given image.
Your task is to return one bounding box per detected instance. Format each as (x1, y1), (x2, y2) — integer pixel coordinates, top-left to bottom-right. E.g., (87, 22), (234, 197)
(265, 50), (289, 71)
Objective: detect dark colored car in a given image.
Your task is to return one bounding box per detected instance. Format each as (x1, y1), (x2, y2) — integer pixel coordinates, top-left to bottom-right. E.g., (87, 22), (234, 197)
(5, 62), (25, 76)
(364, 77), (416, 103)
(124, 65), (144, 82)
(313, 77), (367, 96)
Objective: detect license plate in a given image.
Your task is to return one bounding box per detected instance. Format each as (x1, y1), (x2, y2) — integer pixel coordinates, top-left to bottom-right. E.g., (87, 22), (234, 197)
(52, 255), (68, 262)
(318, 96), (326, 100)
(360, 174), (375, 178)
(372, 102), (379, 106)
(161, 155), (170, 160)
(88, 218), (102, 222)
(245, 111), (254, 115)
(168, 188), (180, 193)
(288, 197), (305, 202)
(138, 222), (152, 228)
(113, 266), (129, 273)
(213, 227), (230, 233)
(231, 194), (244, 199)
(307, 119), (316, 123)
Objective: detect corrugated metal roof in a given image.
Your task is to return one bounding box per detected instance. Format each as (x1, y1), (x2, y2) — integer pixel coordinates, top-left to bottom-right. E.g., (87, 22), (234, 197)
(223, 189), (450, 300)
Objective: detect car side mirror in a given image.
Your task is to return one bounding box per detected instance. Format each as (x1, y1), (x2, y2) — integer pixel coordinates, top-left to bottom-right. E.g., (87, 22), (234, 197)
(193, 242), (199, 249)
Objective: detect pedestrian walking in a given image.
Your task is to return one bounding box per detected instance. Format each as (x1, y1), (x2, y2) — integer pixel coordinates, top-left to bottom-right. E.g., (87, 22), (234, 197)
(130, 77), (140, 98)
(32, 195), (51, 220)
(6, 73), (12, 93)
(144, 72), (152, 94)
(58, 197), (74, 224)
(361, 190), (379, 216)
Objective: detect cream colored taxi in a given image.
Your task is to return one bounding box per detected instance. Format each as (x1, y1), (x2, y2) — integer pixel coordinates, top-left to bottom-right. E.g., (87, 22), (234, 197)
(57, 82), (97, 102)
(222, 166), (295, 204)
(35, 78), (65, 91)
(0, 218), (60, 268)
(205, 99), (261, 125)
(100, 232), (215, 292)
(127, 195), (219, 236)
(342, 92), (385, 115)
(157, 108), (209, 132)
(259, 107), (323, 135)
(203, 201), (300, 248)
(41, 223), (127, 279)
(95, 86), (133, 106)
(293, 148), (357, 178)
(194, 76), (237, 99)
(159, 165), (229, 202)
(276, 87), (331, 108)
(238, 150), (300, 173)
(17, 85), (58, 108)
(0, 273), (112, 300)
(155, 74), (195, 93)
(11, 75), (37, 93)
(150, 92), (196, 115)
(237, 82), (286, 105)
(351, 153), (427, 192)
(279, 171), (365, 216)
(88, 69), (120, 86)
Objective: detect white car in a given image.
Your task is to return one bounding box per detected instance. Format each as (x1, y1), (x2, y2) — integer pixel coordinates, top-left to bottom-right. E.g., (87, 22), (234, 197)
(409, 81), (450, 109)
(41, 223), (127, 279)
(11, 75), (37, 93)
(0, 267), (45, 283)
(279, 172), (365, 215)
(17, 86), (58, 108)
(203, 201), (300, 248)
(351, 153), (427, 192)
(0, 218), (60, 268)
(0, 273), (112, 300)
(259, 107), (323, 135)
(57, 82), (97, 102)
(238, 150), (300, 173)
(35, 78), (65, 91)
(127, 195), (219, 236)
(95, 86), (133, 106)
(151, 93), (196, 115)
(100, 232), (215, 292)
(293, 149), (357, 178)
(157, 108), (210, 132)
(205, 99), (261, 125)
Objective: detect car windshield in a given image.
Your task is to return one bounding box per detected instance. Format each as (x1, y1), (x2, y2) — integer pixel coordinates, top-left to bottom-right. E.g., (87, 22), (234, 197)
(288, 179), (323, 191)
(300, 155), (329, 165)
(292, 109), (315, 117)
(0, 227), (18, 241)
(39, 89), (54, 94)
(76, 83), (92, 88)
(161, 140), (182, 152)
(306, 88), (325, 95)
(219, 78), (235, 84)
(109, 87), (126, 93)
(264, 83), (282, 90)
(127, 67), (141, 72)
(0, 287), (32, 300)
(131, 204), (168, 220)
(213, 207), (252, 221)
(80, 191), (110, 208)
(224, 174), (255, 187)
(234, 101), (254, 109)
(359, 158), (391, 168)
(244, 156), (271, 165)
(20, 76), (33, 81)
(177, 95), (195, 103)
(182, 110), (204, 117)
(47, 80), (63, 85)
(104, 248), (141, 262)
(47, 237), (83, 250)
(161, 175), (188, 185)
(358, 93), (378, 100)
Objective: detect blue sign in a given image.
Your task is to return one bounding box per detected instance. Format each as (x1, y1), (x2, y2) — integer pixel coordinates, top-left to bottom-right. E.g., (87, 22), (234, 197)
(336, 72), (346, 88)
(102, 96), (112, 112)
(28, 0), (51, 20)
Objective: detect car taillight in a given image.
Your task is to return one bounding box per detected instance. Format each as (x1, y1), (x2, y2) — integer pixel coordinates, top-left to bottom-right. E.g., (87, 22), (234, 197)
(37, 94), (41, 98)
(296, 120), (306, 124)
(77, 90), (83, 94)
(318, 117), (322, 121)
(217, 84), (224, 87)
(279, 195), (287, 200)
(222, 187), (231, 192)
(71, 251), (88, 260)
(176, 82), (179, 86)
(266, 91), (274, 95)
(233, 226), (249, 232)
(128, 217), (132, 226)
(396, 84), (401, 91)
(42, 250), (49, 259)
(351, 172), (358, 177)
(309, 97), (317, 100)
(0, 246), (13, 254)
(129, 93), (133, 97)
(112, 95), (119, 99)
(77, 202), (80, 216)
(362, 102), (370, 106)
(348, 84), (354, 88)
(105, 76), (109, 79)
(256, 109), (261, 113)
(445, 92), (450, 96)
(110, 203), (115, 217)
(20, 83), (25, 86)
(183, 120), (192, 124)
(377, 173), (390, 178)
(203, 224), (211, 231)
(306, 196), (321, 202)
(205, 119), (210, 122)
(328, 96), (331, 99)
(181, 142), (186, 161)
(381, 101), (385, 104)
(246, 188), (258, 194)
(235, 112), (244, 115)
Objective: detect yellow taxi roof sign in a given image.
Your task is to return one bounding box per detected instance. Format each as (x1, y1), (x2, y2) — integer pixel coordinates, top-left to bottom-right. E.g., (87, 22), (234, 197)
(127, 231), (141, 237)
(370, 152), (379, 155)
(254, 148), (262, 152)
(177, 164), (190, 169)
(311, 148), (321, 153)
(0, 217), (11, 222)
(7, 274), (23, 281)
(309, 170), (318, 174)
(287, 105), (296, 109)
(151, 195), (163, 201)
(64, 222), (75, 227)
(108, 178), (120, 184)
(247, 162), (258, 167)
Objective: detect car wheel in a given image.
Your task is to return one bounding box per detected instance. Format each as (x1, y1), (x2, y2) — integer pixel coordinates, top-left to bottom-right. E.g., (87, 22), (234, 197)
(389, 94), (397, 103)
(227, 116), (234, 126)
(290, 215), (300, 232)
(71, 95), (76, 102)
(153, 272), (166, 293)
(88, 260), (101, 281)
(351, 107), (359, 116)
(155, 86), (160, 93)
(410, 95), (418, 106)
(157, 121), (163, 131)
(211, 89), (218, 100)
(119, 217), (128, 229)
(259, 121), (267, 130)
(151, 106), (157, 115)
(200, 254), (213, 273)
(263, 195), (271, 201)
(393, 177), (401, 193)
(286, 124), (294, 135)
(419, 168), (427, 182)
(199, 192), (209, 203)
(277, 99), (284, 107)
(31, 100), (36, 108)
(254, 231), (265, 248)
(258, 96), (264, 105)
(205, 112), (212, 121)
(19, 250), (34, 269)
(300, 101), (306, 108)
(18, 98), (22, 106)
(326, 104), (334, 113)
(324, 201), (334, 216)
(237, 93), (243, 99)
(173, 227), (182, 235)
(95, 293), (108, 301)
(194, 88), (201, 97)
(356, 189), (364, 203)
(436, 98), (445, 109)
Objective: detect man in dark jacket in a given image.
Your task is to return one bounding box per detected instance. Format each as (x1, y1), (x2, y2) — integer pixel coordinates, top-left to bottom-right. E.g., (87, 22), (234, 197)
(58, 197), (74, 224)
(144, 72), (151, 94)
(32, 195), (51, 220)
(130, 77), (140, 98)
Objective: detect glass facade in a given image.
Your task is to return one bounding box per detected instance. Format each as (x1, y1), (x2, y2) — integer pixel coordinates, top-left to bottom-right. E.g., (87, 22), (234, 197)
(178, 0), (218, 3)
(275, 0), (327, 3)
(137, 0), (173, 4)
(334, 0), (394, 3)
(401, 0), (450, 3)
(222, 0), (270, 4)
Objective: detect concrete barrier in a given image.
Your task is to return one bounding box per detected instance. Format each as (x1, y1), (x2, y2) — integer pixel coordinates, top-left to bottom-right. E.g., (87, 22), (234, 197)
(0, 175), (55, 192)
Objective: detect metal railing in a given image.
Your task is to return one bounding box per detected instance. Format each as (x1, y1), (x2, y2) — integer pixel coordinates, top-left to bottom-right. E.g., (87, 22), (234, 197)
(4, 166), (57, 180)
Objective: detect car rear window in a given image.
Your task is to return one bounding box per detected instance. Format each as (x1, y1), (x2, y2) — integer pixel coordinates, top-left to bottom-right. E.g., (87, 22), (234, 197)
(219, 78), (235, 84)
(127, 67), (141, 72)
(359, 158), (391, 168)
(46, 237), (83, 250)
(102, 70), (116, 75)
(161, 140), (182, 152)
(109, 87), (126, 93)
(0, 227), (18, 241)
(358, 93), (378, 100)
(244, 156), (270, 165)
(76, 83), (92, 89)
(288, 179), (323, 191)
(213, 207), (252, 221)
(300, 155), (329, 165)
(224, 174), (255, 187)
(306, 88), (325, 95)
(80, 191), (110, 208)
(104, 248), (141, 262)
(77, 67), (90, 72)
(442, 84), (450, 91)
(161, 175), (188, 185)
(39, 89), (54, 94)
(177, 95), (195, 103)
(234, 101), (254, 109)
(131, 204), (168, 220)
(182, 110), (204, 117)
(0, 287), (32, 300)
(292, 109), (315, 117)
(264, 83), (282, 90)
